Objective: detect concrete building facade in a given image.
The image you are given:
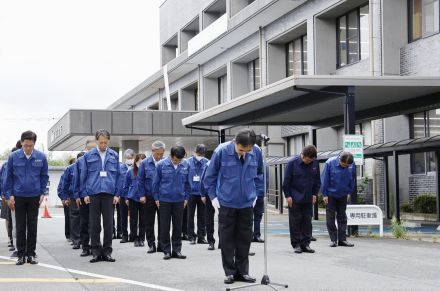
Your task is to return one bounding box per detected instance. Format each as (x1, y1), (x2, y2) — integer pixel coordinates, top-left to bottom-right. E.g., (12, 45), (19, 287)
(49, 0), (440, 215)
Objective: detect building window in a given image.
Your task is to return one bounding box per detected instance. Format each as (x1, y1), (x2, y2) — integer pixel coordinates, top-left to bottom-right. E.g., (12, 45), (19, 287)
(194, 88), (199, 111)
(218, 74), (227, 104)
(410, 109), (440, 174)
(286, 35), (307, 76)
(409, 0), (440, 42)
(337, 4), (370, 68)
(247, 58), (260, 91)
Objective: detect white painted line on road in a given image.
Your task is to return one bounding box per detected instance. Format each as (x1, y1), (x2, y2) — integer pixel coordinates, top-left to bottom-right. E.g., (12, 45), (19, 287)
(0, 256), (184, 291)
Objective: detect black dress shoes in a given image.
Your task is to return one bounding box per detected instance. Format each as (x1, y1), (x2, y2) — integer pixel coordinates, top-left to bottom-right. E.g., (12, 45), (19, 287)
(338, 241), (354, 247)
(310, 236), (317, 241)
(16, 257), (26, 265)
(252, 236), (264, 243)
(181, 234), (189, 241)
(294, 246), (302, 253)
(189, 239), (196, 245)
(197, 238), (208, 244)
(27, 256), (38, 264)
(208, 243), (215, 250)
(72, 244), (81, 249)
(163, 253), (171, 260)
(102, 255), (116, 262)
(89, 255), (101, 263)
(171, 252), (186, 259)
(301, 246), (315, 253)
(134, 240), (140, 247)
(138, 241), (145, 247)
(224, 275), (234, 284)
(147, 245), (157, 254)
(330, 241), (337, 247)
(80, 249), (91, 257)
(120, 237), (128, 243)
(235, 274), (256, 283)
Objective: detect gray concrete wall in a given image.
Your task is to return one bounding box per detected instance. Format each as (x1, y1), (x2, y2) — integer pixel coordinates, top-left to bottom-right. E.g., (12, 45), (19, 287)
(400, 33), (440, 76)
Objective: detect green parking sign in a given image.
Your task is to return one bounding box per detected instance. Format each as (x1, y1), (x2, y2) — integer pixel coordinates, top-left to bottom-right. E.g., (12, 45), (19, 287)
(343, 135), (364, 165)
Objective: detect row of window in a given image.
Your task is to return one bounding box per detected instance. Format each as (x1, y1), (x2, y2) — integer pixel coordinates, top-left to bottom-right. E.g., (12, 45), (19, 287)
(410, 108), (440, 174)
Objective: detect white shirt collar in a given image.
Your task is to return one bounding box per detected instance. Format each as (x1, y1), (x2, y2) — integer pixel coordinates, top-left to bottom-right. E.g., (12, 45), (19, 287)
(23, 149), (33, 159)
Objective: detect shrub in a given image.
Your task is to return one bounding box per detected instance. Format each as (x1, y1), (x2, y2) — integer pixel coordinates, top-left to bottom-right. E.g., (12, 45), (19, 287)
(391, 216), (407, 239)
(400, 202), (413, 213)
(318, 194), (326, 208)
(413, 194), (436, 214)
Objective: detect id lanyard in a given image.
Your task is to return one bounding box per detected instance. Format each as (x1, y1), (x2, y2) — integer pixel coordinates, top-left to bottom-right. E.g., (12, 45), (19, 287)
(100, 151), (107, 177)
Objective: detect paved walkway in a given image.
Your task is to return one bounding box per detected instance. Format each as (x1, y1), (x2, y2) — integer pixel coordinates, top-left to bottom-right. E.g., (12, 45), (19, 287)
(1, 208), (440, 291)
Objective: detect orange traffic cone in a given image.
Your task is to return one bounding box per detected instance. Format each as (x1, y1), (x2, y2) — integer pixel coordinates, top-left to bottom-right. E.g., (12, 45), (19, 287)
(41, 198), (52, 218)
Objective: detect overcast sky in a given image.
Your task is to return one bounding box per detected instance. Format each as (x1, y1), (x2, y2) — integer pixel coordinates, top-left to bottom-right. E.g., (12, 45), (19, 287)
(0, 0), (162, 155)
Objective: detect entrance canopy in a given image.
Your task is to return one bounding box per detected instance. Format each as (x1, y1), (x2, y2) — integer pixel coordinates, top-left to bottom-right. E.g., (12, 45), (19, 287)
(47, 109), (221, 151)
(182, 75), (440, 127)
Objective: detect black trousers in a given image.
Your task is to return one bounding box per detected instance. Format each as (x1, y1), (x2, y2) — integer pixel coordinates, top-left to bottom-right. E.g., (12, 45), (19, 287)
(79, 198), (91, 251)
(69, 201), (81, 245)
(182, 206), (188, 237)
(63, 205), (70, 239)
(187, 195), (206, 240)
(218, 206), (253, 277)
(113, 203), (122, 236)
(253, 196), (264, 239)
(129, 199), (147, 241)
(89, 194), (114, 256)
(119, 197), (129, 239)
(288, 203), (313, 248)
(15, 196), (40, 257)
(159, 201), (184, 254)
(7, 208), (13, 239)
(205, 196), (216, 244)
(145, 196), (160, 247)
(326, 196), (348, 242)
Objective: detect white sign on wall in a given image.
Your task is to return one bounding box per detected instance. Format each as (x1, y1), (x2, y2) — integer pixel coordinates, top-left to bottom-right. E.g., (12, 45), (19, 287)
(343, 134), (364, 165)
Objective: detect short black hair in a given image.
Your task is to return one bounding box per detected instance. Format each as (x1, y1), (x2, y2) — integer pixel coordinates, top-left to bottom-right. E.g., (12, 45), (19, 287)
(21, 131), (37, 143)
(235, 128), (256, 147)
(340, 152), (354, 164)
(77, 152), (85, 159)
(302, 145), (317, 159)
(16, 140), (22, 149)
(95, 129), (111, 140)
(69, 158), (76, 165)
(195, 144), (207, 155)
(171, 145), (186, 159)
(11, 147), (17, 152)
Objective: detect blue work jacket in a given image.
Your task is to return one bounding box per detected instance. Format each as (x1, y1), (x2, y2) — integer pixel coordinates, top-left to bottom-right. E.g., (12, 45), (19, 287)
(320, 156), (356, 198)
(79, 147), (121, 197)
(187, 156), (209, 196)
(137, 155), (160, 198)
(5, 149), (49, 199)
(283, 155), (321, 203)
(152, 157), (190, 203)
(203, 141), (263, 209)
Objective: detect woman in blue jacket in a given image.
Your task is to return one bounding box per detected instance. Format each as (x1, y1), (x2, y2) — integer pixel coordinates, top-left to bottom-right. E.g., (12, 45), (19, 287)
(124, 153), (146, 247)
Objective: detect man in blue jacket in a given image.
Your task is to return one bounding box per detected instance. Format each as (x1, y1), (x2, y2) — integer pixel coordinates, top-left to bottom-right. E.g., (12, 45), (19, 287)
(320, 152), (356, 248)
(153, 145), (190, 260)
(283, 145), (320, 254)
(80, 129), (121, 263)
(5, 131), (49, 265)
(200, 160), (216, 251)
(203, 128), (263, 284)
(137, 140), (166, 254)
(62, 158), (81, 249)
(187, 144), (209, 245)
(73, 142), (95, 257)
(57, 172), (70, 242)
(118, 149), (134, 243)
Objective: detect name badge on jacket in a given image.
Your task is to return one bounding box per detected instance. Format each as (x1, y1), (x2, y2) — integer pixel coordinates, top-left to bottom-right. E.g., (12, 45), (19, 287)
(100, 171), (108, 177)
(193, 176), (200, 182)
